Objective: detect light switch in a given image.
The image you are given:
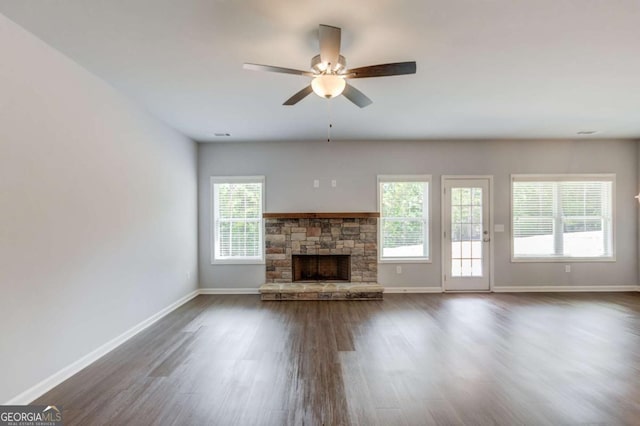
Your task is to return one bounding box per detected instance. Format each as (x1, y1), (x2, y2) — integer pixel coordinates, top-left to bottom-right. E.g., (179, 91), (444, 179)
(331, 179), (337, 188)
(313, 179), (319, 188)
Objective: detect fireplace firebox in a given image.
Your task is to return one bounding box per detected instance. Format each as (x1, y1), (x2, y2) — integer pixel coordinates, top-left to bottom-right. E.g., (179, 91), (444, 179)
(292, 255), (351, 282)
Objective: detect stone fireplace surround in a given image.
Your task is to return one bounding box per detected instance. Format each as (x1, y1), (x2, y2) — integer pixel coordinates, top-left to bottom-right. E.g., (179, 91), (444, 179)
(259, 213), (384, 300)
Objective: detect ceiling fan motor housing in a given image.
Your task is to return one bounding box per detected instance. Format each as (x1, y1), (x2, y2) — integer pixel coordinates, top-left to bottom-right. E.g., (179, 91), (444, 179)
(311, 54), (346, 74)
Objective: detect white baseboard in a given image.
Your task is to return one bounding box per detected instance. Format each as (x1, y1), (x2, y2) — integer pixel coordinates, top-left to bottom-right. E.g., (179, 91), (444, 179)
(384, 287), (443, 293)
(5, 289), (199, 405)
(493, 285), (640, 293)
(384, 285), (639, 293)
(199, 288), (260, 294)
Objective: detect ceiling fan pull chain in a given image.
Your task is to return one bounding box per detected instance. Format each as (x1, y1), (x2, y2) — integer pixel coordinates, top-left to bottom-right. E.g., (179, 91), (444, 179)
(327, 98), (332, 142)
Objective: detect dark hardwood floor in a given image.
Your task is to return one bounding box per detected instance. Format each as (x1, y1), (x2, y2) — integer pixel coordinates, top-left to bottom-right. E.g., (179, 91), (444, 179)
(35, 293), (640, 425)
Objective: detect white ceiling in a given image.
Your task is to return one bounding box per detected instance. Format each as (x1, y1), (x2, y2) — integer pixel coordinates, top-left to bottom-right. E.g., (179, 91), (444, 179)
(2, 0), (640, 142)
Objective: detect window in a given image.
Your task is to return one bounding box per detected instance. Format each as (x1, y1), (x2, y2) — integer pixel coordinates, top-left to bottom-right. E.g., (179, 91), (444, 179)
(378, 175), (430, 261)
(211, 176), (264, 264)
(511, 174), (614, 261)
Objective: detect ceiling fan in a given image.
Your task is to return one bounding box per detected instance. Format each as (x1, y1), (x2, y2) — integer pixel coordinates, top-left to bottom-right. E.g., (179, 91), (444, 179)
(243, 24), (417, 108)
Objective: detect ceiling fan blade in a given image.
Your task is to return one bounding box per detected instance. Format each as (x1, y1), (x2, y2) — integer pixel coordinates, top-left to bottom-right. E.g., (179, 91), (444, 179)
(342, 83), (372, 108)
(345, 61), (417, 79)
(243, 63), (313, 77)
(283, 85), (314, 105)
(319, 24), (341, 68)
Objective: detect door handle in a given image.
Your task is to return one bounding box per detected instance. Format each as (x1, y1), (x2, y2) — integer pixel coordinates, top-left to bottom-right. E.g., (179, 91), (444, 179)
(483, 237), (491, 242)
(483, 230), (490, 242)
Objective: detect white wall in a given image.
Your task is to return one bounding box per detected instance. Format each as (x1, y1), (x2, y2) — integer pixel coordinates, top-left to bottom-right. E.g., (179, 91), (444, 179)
(0, 15), (198, 403)
(199, 139), (637, 289)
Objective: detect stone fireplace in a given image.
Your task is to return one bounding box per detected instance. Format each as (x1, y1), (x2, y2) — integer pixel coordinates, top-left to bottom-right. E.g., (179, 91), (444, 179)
(259, 213), (383, 300)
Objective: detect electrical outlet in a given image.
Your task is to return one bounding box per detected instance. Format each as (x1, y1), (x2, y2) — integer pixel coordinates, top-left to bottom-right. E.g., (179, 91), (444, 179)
(187, 271), (191, 279)
(331, 179), (337, 187)
(565, 265), (571, 273)
(313, 179), (319, 188)
(396, 266), (402, 274)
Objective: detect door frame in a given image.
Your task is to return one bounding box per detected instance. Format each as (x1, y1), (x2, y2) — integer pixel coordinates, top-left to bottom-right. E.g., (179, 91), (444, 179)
(441, 175), (495, 292)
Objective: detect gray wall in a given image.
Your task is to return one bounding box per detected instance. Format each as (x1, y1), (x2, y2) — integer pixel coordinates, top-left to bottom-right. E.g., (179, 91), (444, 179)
(0, 15), (198, 403)
(199, 139), (637, 289)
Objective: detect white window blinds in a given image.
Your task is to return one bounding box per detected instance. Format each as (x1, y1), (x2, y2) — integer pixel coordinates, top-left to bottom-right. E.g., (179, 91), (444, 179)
(512, 175), (614, 260)
(379, 176), (430, 260)
(212, 177), (264, 262)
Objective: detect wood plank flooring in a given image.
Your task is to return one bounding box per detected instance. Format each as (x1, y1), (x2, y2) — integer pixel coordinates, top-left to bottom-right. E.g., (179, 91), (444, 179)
(34, 293), (640, 425)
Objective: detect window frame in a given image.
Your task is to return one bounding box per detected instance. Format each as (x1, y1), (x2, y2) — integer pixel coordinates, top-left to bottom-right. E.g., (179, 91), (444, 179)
(377, 175), (432, 263)
(510, 173), (615, 263)
(210, 176), (265, 265)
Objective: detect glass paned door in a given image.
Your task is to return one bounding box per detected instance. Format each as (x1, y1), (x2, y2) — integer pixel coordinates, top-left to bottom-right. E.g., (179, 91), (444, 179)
(443, 178), (491, 291)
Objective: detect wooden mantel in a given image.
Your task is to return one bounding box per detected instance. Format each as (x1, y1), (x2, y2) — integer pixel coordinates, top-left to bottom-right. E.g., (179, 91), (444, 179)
(263, 212), (379, 219)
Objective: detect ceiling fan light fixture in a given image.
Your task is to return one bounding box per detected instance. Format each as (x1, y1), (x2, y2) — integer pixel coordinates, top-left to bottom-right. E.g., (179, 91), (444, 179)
(311, 74), (346, 99)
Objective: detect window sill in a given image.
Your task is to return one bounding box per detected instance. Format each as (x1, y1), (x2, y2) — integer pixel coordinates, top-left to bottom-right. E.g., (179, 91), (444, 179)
(511, 257), (616, 263)
(212, 259), (266, 265)
(379, 258), (432, 264)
